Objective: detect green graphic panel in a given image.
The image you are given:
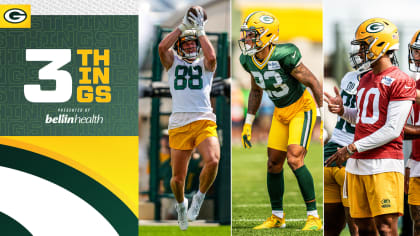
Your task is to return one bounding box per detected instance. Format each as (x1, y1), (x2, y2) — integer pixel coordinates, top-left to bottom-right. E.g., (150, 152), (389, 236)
(0, 16), (138, 136)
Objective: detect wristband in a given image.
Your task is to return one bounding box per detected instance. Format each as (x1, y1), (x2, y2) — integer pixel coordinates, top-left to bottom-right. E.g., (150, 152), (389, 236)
(245, 113), (255, 125)
(177, 24), (187, 32)
(197, 28), (205, 37)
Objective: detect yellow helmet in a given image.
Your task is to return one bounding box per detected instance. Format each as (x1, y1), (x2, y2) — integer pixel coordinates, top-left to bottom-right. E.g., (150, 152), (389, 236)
(238, 11), (279, 55)
(408, 30), (420, 72)
(350, 18), (399, 72)
(173, 29), (201, 60)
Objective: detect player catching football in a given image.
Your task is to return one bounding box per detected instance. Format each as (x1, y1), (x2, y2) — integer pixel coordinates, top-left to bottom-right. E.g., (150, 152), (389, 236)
(239, 11), (323, 230)
(158, 6), (219, 231)
(404, 29), (420, 236)
(325, 18), (416, 235)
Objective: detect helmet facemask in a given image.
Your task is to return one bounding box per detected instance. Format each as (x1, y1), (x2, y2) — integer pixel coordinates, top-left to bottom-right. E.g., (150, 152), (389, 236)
(409, 43), (420, 72)
(238, 26), (265, 56)
(180, 38), (199, 60)
(349, 39), (372, 72)
(174, 31), (201, 61)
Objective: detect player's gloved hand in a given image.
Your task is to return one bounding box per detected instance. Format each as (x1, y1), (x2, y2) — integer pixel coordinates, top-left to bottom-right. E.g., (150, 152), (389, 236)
(242, 113), (255, 149)
(242, 123), (252, 149)
(178, 12), (194, 32)
(188, 8), (207, 36)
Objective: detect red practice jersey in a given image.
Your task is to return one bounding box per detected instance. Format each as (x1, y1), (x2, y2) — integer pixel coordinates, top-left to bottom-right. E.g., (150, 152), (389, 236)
(352, 66), (416, 160)
(410, 79), (420, 161)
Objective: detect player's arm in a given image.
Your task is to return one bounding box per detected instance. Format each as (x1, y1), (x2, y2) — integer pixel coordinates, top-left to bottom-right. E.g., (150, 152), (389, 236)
(326, 101), (412, 166)
(241, 74), (263, 148)
(187, 7), (216, 72)
(352, 100), (412, 151)
(199, 35), (217, 72)
(158, 29), (181, 70)
(326, 100), (412, 167)
(416, 89), (420, 105)
(291, 63), (323, 109)
(158, 11), (193, 70)
(404, 124), (420, 139)
(247, 74), (263, 115)
(324, 86), (358, 124)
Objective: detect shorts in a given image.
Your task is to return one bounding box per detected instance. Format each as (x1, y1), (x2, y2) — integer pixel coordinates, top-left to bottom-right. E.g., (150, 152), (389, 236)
(347, 172), (403, 218)
(267, 90), (317, 151)
(324, 166), (349, 207)
(168, 120), (217, 150)
(408, 177), (420, 205)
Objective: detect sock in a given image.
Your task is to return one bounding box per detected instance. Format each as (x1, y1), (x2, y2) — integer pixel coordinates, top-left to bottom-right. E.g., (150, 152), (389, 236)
(196, 190), (205, 200)
(307, 210), (319, 217)
(267, 170), (284, 211)
(272, 210), (284, 219)
(177, 198), (185, 207)
(293, 165), (317, 211)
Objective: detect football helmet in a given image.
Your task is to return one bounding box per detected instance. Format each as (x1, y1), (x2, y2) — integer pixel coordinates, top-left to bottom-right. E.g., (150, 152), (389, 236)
(173, 29), (201, 60)
(238, 11), (279, 56)
(350, 18), (399, 72)
(409, 30), (420, 72)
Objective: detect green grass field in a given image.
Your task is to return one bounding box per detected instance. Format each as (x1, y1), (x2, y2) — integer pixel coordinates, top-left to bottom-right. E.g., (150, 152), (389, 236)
(232, 143), (324, 236)
(139, 226), (231, 236)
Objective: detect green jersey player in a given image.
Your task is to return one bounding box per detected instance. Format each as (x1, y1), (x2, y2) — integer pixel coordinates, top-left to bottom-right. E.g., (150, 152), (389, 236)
(239, 11), (323, 231)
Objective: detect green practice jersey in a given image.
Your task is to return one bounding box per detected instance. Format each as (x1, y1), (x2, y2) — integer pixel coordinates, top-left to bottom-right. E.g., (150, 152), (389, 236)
(240, 44), (306, 108)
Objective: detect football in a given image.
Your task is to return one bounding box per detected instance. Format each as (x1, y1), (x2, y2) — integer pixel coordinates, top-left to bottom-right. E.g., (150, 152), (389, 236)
(186, 6), (207, 24)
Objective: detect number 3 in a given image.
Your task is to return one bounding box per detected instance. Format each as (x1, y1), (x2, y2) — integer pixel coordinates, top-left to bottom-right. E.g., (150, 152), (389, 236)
(24, 49), (72, 103)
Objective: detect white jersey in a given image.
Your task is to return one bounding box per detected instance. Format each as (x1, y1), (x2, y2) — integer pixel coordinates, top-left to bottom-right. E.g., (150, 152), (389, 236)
(168, 54), (216, 129)
(168, 54), (214, 113)
(329, 71), (360, 146)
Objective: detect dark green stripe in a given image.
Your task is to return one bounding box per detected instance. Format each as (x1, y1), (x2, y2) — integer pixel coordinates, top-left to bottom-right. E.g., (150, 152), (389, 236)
(305, 110), (313, 149)
(0, 212), (32, 236)
(300, 111), (308, 147)
(0, 144), (137, 236)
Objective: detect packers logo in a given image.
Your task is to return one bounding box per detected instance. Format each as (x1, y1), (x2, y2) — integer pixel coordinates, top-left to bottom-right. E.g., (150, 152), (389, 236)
(260, 15), (274, 24)
(4, 8), (26, 23)
(0, 5), (31, 28)
(380, 199), (391, 208)
(366, 22), (384, 33)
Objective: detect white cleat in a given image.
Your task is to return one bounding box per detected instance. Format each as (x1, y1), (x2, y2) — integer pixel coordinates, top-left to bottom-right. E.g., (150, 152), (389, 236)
(175, 198), (188, 230)
(187, 193), (205, 221)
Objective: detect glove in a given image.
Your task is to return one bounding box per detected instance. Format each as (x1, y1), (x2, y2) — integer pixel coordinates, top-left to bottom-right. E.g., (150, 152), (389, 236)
(177, 12), (193, 32)
(241, 123), (252, 149)
(188, 8), (207, 36)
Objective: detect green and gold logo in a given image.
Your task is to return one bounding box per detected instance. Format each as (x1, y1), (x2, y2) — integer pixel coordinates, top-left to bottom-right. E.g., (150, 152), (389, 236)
(0, 5), (30, 28)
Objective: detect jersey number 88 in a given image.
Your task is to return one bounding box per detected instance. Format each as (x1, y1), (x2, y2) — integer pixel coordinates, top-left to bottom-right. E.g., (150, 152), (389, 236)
(174, 65), (203, 90)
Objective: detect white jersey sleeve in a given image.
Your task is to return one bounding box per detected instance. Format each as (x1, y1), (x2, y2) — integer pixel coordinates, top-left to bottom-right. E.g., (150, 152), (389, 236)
(329, 71), (360, 146)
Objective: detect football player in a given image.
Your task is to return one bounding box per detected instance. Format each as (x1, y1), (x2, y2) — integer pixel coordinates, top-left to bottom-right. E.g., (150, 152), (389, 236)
(325, 18), (416, 235)
(324, 52), (363, 236)
(404, 29), (420, 236)
(158, 7), (219, 231)
(239, 11), (323, 230)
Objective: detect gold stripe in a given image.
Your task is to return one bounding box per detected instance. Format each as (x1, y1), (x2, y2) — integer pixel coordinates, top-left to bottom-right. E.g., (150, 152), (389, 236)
(251, 45), (276, 70)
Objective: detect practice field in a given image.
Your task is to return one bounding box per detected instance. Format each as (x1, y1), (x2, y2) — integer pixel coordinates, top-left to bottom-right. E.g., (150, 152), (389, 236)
(139, 225), (231, 236)
(232, 143), (324, 236)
